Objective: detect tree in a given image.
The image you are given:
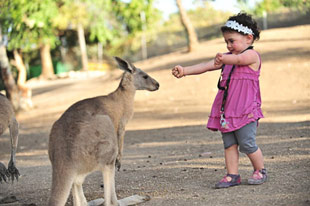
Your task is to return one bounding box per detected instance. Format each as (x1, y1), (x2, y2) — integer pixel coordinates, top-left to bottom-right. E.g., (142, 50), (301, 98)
(54, 0), (91, 71)
(110, 0), (161, 57)
(54, 0), (160, 63)
(0, 0), (59, 79)
(176, 0), (199, 52)
(11, 49), (33, 110)
(0, 28), (20, 111)
(0, 0), (59, 110)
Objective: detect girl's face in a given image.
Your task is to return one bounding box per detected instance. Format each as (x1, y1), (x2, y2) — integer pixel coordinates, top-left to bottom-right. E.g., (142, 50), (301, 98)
(223, 31), (253, 55)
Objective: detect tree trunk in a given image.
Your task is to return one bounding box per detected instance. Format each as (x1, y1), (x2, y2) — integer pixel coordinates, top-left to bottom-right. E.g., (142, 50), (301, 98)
(13, 50), (33, 110)
(40, 43), (55, 79)
(0, 28), (20, 111)
(77, 23), (88, 71)
(13, 50), (27, 87)
(176, 0), (199, 52)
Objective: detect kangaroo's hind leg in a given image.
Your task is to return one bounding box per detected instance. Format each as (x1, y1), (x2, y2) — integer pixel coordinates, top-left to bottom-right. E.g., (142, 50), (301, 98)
(72, 174), (88, 206)
(48, 166), (75, 206)
(8, 117), (19, 181)
(102, 164), (118, 206)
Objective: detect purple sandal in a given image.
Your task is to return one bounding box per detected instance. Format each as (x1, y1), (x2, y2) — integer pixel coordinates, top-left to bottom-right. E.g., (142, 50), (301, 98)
(215, 174), (241, 189)
(248, 168), (267, 185)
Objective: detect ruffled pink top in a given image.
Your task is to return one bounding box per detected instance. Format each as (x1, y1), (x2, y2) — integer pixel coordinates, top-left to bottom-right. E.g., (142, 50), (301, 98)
(207, 53), (264, 133)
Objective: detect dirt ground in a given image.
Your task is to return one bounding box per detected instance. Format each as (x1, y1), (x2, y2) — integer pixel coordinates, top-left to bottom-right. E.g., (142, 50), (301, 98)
(0, 25), (309, 206)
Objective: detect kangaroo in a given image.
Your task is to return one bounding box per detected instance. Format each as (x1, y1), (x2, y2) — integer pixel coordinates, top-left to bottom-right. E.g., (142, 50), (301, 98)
(0, 93), (20, 183)
(48, 57), (159, 206)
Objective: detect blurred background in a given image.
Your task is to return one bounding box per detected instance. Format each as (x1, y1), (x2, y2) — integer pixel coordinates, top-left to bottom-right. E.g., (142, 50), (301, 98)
(0, 0), (309, 111)
(0, 1), (309, 204)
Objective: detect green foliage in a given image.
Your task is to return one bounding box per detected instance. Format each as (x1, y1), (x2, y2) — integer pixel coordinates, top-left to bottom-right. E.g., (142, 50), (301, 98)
(280, 0), (310, 11)
(251, 0), (310, 16)
(53, 1), (89, 29)
(112, 0), (161, 34)
(0, 0), (59, 51)
(88, 0), (122, 46)
(253, 0), (283, 15)
(0, 0), (162, 62)
(108, 0), (161, 53)
(54, 0), (117, 46)
(53, 0), (161, 56)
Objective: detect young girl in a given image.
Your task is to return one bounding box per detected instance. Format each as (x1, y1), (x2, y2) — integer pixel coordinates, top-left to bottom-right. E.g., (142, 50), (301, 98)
(172, 12), (267, 188)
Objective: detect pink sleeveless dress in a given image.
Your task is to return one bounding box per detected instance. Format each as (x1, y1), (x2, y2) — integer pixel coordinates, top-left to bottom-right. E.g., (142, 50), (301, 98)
(207, 53), (264, 133)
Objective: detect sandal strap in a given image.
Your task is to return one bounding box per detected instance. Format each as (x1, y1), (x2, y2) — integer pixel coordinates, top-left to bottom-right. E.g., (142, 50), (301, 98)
(227, 174), (240, 178)
(260, 168), (267, 175)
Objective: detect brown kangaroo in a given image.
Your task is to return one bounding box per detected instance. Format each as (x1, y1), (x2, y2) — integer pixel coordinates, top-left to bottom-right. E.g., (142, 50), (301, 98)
(48, 57), (159, 206)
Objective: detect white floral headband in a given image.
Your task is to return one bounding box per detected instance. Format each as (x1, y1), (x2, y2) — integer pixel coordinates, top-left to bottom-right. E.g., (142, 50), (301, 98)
(224, 20), (254, 35)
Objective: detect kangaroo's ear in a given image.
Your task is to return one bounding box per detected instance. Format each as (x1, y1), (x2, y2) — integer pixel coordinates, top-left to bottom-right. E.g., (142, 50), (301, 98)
(114, 56), (135, 73)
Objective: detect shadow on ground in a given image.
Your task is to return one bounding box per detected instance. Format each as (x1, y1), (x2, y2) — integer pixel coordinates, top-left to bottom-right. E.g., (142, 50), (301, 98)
(0, 121), (309, 206)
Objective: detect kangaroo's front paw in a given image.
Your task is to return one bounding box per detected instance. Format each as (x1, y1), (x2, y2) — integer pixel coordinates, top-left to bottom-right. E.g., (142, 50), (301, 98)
(8, 161), (20, 182)
(0, 162), (10, 183)
(115, 158), (121, 171)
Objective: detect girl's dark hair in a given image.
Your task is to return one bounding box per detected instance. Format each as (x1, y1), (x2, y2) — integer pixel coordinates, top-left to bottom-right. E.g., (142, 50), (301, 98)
(221, 12), (260, 41)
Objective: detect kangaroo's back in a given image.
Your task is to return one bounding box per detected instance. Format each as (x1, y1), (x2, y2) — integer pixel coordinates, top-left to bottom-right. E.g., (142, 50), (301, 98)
(48, 95), (118, 166)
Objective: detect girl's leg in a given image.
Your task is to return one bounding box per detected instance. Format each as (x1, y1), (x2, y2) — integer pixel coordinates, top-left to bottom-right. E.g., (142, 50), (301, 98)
(247, 147), (264, 171)
(225, 144), (239, 177)
(235, 121), (265, 172)
(235, 121), (267, 184)
(221, 132), (239, 181)
(215, 144), (241, 188)
(216, 133), (241, 188)
(247, 147), (267, 184)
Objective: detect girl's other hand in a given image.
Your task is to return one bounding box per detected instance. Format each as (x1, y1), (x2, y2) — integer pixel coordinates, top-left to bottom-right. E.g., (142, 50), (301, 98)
(214, 53), (224, 68)
(172, 65), (185, 78)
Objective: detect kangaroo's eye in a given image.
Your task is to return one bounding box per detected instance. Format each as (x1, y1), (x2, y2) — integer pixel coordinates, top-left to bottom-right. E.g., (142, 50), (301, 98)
(143, 75), (148, 79)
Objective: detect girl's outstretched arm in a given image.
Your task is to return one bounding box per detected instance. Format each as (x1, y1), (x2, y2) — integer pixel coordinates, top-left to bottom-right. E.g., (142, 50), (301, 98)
(172, 59), (221, 78)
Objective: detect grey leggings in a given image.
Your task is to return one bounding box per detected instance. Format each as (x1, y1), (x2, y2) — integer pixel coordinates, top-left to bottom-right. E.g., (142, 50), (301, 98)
(221, 121), (258, 154)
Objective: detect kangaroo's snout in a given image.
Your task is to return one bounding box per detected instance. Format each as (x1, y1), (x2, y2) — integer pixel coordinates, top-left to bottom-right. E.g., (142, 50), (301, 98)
(151, 80), (160, 91)
(145, 76), (159, 91)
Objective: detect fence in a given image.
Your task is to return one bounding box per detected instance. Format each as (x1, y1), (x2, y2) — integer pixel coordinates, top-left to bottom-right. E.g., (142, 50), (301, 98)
(129, 10), (310, 61)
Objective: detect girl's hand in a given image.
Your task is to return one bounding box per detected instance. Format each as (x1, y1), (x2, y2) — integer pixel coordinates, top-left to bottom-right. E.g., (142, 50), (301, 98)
(172, 65), (185, 78)
(214, 53), (224, 68)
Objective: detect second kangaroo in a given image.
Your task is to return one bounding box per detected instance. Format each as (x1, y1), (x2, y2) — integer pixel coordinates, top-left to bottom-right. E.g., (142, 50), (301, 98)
(48, 57), (159, 206)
